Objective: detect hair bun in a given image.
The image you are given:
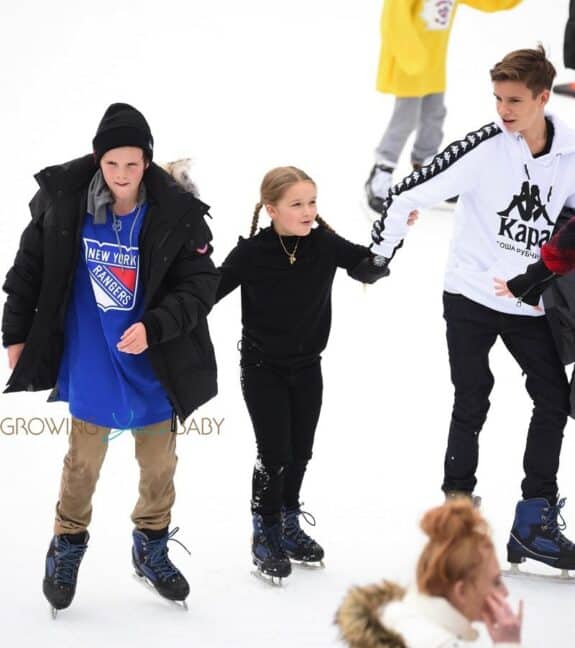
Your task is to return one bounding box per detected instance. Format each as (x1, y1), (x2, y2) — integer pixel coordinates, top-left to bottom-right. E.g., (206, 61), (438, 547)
(420, 500), (484, 543)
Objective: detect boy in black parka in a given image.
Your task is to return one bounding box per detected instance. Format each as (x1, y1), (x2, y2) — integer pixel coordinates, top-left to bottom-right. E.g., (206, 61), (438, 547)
(2, 103), (218, 613)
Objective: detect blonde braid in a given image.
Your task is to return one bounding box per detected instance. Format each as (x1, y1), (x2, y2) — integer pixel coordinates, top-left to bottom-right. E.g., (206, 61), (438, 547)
(250, 202), (263, 237)
(316, 214), (335, 233)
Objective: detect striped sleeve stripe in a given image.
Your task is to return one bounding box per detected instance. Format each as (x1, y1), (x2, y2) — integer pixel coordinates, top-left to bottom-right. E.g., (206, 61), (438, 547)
(371, 122), (502, 246)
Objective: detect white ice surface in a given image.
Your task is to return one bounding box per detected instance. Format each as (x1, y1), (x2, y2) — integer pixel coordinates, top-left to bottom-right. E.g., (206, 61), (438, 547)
(0, 1), (574, 646)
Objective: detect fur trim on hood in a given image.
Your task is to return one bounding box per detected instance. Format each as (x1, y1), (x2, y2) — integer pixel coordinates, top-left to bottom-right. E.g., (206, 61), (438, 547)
(335, 580), (407, 648)
(160, 158), (199, 197)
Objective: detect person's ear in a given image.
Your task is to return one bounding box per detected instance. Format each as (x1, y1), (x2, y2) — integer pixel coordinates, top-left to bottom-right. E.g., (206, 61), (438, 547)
(540, 89), (550, 107)
(450, 580), (467, 609)
(265, 204), (277, 219)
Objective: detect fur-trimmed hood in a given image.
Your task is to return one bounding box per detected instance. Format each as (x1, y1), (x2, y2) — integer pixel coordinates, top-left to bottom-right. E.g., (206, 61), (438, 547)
(335, 581), (490, 648)
(335, 580), (407, 648)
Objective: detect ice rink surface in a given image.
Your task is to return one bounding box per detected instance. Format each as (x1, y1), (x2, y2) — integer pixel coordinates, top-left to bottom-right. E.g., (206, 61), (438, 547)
(0, 1), (574, 646)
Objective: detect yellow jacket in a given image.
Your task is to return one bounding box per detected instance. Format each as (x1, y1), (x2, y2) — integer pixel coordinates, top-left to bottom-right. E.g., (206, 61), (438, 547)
(376, 0), (523, 97)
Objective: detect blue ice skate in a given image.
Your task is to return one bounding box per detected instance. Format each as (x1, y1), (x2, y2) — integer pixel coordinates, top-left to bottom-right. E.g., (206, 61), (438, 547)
(252, 513), (291, 584)
(507, 498), (575, 579)
(43, 531), (89, 618)
(132, 527), (190, 608)
(281, 506), (325, 565)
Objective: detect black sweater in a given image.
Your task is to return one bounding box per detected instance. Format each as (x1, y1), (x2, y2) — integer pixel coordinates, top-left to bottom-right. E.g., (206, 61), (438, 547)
(216, 225), (370, 367)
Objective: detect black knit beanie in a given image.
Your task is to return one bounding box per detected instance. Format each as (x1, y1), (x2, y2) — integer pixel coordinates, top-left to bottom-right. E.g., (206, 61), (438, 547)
(92, 103), (154, 164)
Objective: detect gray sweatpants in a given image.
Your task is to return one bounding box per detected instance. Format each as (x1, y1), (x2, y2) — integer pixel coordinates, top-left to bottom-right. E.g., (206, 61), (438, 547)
(375, 93), (447, 167)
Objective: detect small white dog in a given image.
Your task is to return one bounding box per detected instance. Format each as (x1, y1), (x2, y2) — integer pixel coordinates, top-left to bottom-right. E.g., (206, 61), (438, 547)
(158, 158), (199, 197)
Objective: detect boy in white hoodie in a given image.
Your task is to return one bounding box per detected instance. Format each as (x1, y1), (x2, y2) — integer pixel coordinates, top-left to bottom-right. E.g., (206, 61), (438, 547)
(369, 46), (575, 574)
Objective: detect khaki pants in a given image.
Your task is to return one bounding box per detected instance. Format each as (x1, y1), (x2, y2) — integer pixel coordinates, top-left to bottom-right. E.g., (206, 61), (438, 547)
(54, 417), (177, 535)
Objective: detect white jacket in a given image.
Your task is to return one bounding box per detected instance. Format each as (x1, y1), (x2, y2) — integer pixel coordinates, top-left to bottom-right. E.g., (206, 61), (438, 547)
(335, 581), (520, 648)
(381, 587), (519, 648)
(371, 114), (575, 315)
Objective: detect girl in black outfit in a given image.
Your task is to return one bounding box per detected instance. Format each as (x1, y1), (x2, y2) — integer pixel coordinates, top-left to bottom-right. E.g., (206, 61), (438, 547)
(216, 166), (389, 581)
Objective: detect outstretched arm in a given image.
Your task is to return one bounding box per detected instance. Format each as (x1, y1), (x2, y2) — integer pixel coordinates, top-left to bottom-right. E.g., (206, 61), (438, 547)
(319, 229), (389, 284)
(371, 126), (494, 258)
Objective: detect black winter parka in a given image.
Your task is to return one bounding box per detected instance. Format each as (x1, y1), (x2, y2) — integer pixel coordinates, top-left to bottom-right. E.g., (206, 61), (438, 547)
(2, 155), (219, 421)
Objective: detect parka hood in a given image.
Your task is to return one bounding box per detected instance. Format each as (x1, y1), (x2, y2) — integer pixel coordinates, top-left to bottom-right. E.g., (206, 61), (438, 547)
(335, 580), (407, 648)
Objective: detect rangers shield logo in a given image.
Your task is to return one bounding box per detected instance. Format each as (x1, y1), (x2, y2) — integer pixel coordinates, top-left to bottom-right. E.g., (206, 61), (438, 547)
(84, 238), (139, 312)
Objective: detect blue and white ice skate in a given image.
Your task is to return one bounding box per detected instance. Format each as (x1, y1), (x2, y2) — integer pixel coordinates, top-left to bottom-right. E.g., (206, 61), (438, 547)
(43, 531), (89, 619)
(132, 527), (191, 609)
(507, 497), (575, 581)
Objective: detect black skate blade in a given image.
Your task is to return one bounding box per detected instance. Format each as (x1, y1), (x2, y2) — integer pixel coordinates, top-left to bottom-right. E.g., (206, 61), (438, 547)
(133, 572), (189, 610)
(503, 562), (574, 583)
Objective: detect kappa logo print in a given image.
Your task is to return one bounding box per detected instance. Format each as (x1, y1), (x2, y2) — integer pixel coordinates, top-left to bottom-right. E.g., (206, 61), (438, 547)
(497, 181), (554, 253)
(421, 0), (455, 31)
(84, 238), (139, 311)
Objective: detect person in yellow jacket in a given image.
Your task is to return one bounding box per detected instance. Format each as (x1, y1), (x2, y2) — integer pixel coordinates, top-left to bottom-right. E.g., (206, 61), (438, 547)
(365, 0), (523, 214)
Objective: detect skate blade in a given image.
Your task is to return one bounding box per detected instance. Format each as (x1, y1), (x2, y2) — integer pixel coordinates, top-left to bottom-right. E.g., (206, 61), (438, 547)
(504, 563), (574, 583)
(50, 606), (58, 620)
(290, 558), (325, 570)
(250, 568), (287, 587)
(133, 572), (189, 610)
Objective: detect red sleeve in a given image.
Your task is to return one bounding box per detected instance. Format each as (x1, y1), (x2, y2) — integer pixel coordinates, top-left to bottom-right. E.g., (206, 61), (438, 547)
(541, 217), (575, 275)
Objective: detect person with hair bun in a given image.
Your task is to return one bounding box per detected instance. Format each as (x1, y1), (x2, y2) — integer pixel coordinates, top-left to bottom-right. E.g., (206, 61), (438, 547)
(216, 166), (395, 582)
(336, 500), (522, 647)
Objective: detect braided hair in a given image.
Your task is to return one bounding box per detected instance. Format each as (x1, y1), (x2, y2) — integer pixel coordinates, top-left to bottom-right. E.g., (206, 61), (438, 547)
(250, 166), (335, 236)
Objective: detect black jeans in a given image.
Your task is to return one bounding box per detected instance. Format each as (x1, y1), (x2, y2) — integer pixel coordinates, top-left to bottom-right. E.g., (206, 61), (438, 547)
(240, 359), (323, 520)
(442, 292), (569, 501)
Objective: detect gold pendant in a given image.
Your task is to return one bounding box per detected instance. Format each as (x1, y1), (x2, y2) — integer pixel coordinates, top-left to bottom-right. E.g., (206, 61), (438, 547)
(289, 255), (296, 265)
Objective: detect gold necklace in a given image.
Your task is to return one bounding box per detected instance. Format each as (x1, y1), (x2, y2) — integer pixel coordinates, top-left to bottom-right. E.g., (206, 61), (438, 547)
(278, 234), (300, 264)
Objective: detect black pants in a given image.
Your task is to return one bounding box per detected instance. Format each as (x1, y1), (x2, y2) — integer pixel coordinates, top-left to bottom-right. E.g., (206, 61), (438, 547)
(442, 292), (569, 501)
(241, 359), (323, 520)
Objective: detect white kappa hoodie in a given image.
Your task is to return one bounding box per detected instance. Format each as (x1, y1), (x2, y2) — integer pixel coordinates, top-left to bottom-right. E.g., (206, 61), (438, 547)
(371, 113), (575, 315)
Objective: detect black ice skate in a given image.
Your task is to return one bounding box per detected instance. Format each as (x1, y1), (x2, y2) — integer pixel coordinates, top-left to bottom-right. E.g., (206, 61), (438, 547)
(132, 527), (191, 609)
(281, 506), (325, 567)
(43, 531), (89, 618)
(252, 513), (291, 585)
(507, 497), (575, 581)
